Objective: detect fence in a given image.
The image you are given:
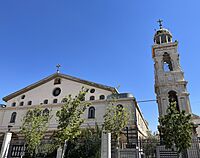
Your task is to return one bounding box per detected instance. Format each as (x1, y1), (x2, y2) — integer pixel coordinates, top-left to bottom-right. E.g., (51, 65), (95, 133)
(1, 137), (200, 158)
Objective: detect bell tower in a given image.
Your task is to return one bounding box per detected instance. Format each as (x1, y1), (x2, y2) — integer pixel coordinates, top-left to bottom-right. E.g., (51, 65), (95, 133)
(152, 20), (192, 117)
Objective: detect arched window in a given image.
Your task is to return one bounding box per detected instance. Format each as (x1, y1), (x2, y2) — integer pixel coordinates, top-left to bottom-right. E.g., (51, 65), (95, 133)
(43, 108), (49, 116)
(90, 96), (95, 101)
(20, 102), (24, 106)
(88, 107), (95, 119)
(53, 99), (58, 104)
(163, 53), (173, 72)
(12, 102), (16, 107)
(10, 112), (17, 123)
(21, 95), (25, 99)
(54, 78), (61, 85)
(99, 95), (105, 100)
(161, 34), (167, 43)
(44, 99), (48, 104)
(27, 101), (32, 105)
(168, 91), (179, 111)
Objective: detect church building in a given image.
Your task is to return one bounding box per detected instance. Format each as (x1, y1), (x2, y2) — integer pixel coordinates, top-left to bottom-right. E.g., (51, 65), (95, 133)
(0, 70), (149, 157)
(1, 20), (199, 158)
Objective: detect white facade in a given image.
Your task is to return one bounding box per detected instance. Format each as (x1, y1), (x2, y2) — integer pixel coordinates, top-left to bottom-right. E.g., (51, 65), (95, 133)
(0, 73), (114, 132)
(0, 73), (149, 157)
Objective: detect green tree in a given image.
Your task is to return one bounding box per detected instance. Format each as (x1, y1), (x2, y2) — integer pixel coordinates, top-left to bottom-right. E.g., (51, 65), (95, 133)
(20, 107), (51, 157)
(158, 101), (193, 155)
(54, 88), (90, 153)
(103, 103), (129, 148)
(142, 131), (158, 158)
(65, 124), (102, 158)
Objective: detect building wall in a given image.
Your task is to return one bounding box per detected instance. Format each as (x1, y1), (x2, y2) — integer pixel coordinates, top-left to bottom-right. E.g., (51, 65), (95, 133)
(0, 97), (148, 138)
(136, 105), (149, 139)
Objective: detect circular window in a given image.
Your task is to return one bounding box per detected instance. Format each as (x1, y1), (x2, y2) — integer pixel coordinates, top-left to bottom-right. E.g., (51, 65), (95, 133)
(53, 88), (61, 96)
(90, 88), (95, 93)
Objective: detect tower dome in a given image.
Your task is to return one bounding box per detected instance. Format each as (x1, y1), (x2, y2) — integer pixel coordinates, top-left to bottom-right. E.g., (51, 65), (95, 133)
(154, 20), (172, 44)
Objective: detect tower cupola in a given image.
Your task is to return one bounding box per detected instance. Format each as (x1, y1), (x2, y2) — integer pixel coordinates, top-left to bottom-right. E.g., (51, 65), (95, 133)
(154, 19), (172, 44)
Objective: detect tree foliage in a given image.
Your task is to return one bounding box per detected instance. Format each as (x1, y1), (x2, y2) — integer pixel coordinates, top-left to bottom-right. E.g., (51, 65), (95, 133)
(54, 88), (90, 146)
(103, 103), (129, 141)
(142, 131), (158, 158)
(158, 101), (193, 153)
(64, 124), (101, 158)
(20, 107), (51, 157)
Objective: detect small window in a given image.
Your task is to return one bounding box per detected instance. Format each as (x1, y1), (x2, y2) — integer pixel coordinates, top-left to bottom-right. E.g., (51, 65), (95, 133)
(21, 95), (25, 99)
(20, 102), (24, 106)
(53, 99), (58, 104)
(44, 99), (48, 104)
(90, 89), (95, 93)
(12, 102), (16, 107)
(27, 101), (32, 105)
(88, 107), (95, 119)
(54, 78), (61, 85)
(90, 96), (95, 101)
(99, 95), (105, 100)
(10, 112), (17, 123)
(53, 88), (61, 96)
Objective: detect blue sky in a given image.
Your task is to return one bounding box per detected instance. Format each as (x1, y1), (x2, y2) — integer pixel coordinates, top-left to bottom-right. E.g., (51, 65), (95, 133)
(0, 0), (200, 132)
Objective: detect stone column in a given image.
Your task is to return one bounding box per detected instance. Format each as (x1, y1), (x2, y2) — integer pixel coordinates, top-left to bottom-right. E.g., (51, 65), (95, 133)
(101, 131), (111, 158)
(56, 147), (62, 158)
(0, 131), (12, 158)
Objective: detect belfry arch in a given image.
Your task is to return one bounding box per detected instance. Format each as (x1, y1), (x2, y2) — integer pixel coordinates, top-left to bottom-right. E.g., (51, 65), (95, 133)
(163, 52), (173, 72)
(168, 90), (179, 111)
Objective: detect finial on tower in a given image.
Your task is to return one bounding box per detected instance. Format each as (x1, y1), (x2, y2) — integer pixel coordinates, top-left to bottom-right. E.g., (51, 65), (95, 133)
(56, 64), (61, 73)
(157, 19), (163, 29)
(154, 20), (173, 44)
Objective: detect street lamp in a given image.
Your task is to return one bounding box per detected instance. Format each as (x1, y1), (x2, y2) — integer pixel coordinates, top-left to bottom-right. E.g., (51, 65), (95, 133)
(125, 127), (129, 144)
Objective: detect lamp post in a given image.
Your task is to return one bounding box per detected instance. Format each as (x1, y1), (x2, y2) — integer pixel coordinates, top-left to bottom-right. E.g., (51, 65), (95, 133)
(0, 125), (13, 158)
(125, 127), (129, 144)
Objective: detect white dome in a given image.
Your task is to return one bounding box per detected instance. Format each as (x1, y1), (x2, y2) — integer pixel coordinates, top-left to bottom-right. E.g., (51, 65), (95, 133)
(154, 28), (172, 44)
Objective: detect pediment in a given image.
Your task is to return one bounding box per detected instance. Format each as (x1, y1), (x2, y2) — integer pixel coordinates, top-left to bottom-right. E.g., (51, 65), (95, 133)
(3, 73), (117, 102)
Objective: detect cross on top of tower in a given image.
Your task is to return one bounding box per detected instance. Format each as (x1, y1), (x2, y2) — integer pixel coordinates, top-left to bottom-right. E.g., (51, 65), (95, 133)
(56, 64), (61, 73)
(157, 19), (163, 29)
